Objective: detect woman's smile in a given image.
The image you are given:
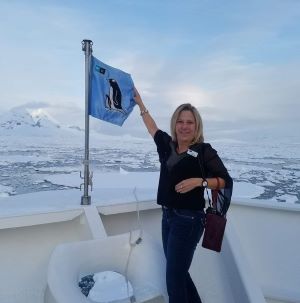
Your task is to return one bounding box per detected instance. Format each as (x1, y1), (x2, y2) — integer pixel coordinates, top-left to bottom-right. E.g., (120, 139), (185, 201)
(175, 110), (196, 144)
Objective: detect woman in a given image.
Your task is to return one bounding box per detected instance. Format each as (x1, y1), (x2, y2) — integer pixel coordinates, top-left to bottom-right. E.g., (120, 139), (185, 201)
(134, 88), (232, 303)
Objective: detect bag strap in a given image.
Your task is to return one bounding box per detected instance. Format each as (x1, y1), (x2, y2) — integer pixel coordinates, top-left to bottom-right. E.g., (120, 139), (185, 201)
(192, 143), (231, 217)
(195, 144), (214, 209)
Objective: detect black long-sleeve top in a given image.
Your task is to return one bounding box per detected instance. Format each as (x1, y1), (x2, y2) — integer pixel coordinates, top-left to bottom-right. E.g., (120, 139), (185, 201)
(154, 130), (232, 211)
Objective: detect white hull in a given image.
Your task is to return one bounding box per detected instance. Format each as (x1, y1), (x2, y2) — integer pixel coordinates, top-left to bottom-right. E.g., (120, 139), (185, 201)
(0, 196), (299, 303)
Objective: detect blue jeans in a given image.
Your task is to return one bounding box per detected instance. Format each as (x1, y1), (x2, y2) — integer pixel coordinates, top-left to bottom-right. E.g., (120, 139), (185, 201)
(162, 207), (205, 303)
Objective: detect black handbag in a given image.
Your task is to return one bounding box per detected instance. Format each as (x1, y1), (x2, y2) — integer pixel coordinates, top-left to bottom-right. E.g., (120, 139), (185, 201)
(196, 146), (228, 253)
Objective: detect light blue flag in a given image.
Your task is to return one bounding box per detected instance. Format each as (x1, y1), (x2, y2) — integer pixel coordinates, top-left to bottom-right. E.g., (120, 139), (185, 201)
(89, 56), (136, 126)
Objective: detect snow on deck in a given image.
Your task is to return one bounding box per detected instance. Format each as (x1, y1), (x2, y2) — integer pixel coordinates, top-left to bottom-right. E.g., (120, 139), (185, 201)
(0, 170), (276, 219)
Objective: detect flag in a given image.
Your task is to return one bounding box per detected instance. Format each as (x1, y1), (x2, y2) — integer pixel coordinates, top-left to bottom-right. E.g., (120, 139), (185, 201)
(89, 56), (136, 126)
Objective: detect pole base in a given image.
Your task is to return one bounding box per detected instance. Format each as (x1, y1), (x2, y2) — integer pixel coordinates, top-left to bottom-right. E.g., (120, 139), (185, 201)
(81, 195), (91, 205)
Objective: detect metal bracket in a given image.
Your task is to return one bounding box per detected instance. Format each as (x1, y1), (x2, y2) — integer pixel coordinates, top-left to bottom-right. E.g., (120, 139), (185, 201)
(79, 170), (93, 191)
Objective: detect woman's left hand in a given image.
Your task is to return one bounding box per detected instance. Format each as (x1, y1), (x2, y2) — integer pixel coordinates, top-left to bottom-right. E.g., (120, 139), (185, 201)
(175, 178), (202, 194)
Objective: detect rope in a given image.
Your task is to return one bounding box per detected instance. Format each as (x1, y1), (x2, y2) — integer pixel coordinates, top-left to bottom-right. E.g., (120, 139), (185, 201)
(124, 187), (143, 303)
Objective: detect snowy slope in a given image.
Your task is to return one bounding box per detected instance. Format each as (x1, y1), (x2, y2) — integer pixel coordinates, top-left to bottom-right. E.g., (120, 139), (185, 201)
(0, 104), (81, 137)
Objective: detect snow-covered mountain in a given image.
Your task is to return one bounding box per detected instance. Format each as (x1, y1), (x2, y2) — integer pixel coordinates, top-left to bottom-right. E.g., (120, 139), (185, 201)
(0, 103), (151, 148)
(0, 104), (83, 137)
(0, 106), (58, 129)
(2, 102), (298, 145)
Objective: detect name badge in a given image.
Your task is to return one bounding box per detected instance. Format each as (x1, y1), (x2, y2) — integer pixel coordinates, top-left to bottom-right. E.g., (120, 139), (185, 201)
(187, 149), (198, 158)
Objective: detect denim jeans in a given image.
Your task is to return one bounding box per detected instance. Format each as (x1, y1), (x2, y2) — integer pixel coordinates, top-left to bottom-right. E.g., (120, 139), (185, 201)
(162, 207), (205, 303)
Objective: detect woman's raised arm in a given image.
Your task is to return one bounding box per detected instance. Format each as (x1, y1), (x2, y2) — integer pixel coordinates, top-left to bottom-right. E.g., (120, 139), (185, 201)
(134, 87), (158, 138)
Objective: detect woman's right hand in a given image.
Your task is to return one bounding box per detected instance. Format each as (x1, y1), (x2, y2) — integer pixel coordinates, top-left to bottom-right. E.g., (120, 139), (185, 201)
(133, 86), (158, 138)
(134, 87), (143, 106)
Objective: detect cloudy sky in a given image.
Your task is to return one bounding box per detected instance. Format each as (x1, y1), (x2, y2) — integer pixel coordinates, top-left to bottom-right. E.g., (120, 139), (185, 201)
(0, 0), (299, 138)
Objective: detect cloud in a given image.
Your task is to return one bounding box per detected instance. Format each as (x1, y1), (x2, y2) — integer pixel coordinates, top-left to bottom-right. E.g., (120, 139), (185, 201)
(0, 0), (299, 138)
(132, 51), (300, 125)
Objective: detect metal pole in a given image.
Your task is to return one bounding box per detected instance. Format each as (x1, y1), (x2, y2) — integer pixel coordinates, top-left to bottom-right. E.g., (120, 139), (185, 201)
(81, 39), (93, 205)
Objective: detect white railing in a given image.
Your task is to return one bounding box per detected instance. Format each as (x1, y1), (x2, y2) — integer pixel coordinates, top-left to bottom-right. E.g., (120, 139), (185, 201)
(0, 197), (299, 303)
(229, 199), (300, 303)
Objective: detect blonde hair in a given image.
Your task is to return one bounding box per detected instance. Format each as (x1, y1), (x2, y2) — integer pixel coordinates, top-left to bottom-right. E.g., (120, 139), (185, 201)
(170, 103), (204, 144)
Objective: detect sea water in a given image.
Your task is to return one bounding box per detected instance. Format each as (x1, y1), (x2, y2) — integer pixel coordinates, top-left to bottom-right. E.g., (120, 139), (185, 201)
(0, 136), (299, 203)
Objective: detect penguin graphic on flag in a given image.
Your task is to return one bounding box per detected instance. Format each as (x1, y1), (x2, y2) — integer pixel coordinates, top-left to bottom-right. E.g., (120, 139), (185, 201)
(89, 56), (136, 126)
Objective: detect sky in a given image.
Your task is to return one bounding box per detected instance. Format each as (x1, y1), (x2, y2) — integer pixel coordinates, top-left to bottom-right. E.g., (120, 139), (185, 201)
(0, 0), (299, 139)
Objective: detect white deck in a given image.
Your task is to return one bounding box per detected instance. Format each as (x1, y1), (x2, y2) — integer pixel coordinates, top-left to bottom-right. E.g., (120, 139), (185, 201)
(0, 189), (299, 303)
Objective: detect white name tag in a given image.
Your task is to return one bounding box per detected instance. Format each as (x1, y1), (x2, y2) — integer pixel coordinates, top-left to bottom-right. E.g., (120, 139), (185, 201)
(187, 149), (198, 158)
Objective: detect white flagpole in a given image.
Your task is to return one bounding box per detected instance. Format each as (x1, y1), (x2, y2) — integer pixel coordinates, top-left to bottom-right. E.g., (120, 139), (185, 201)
(81, 39), (93, 205)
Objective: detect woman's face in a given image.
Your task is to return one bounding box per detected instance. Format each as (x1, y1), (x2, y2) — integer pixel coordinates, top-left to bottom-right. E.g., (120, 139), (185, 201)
(175, 110), (196, 145)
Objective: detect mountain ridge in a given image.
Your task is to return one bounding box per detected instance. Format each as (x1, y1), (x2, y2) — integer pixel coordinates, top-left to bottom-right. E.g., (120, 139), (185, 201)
(0, 103), (151, 146)
(0, 104), (83, 137)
